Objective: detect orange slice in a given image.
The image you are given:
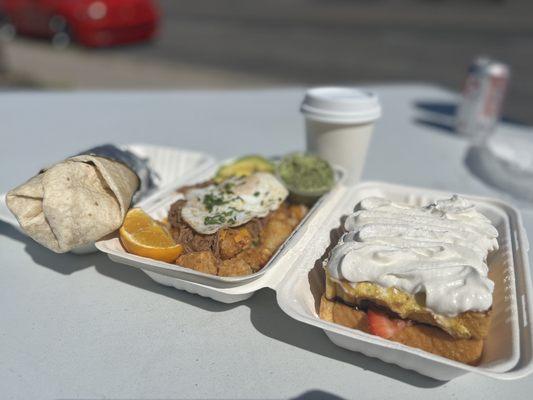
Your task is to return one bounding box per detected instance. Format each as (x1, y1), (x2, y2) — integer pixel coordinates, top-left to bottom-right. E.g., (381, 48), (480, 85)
(119, 208), (183, 263)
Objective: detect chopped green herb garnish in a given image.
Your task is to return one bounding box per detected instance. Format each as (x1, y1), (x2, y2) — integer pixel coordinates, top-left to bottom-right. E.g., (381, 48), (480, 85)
(223, 182), (235, 194)
(203, 193), (227, 212)
(204, 208), (239, 226)
(204, 214), (226, 225)
(254, 191), (260, 197)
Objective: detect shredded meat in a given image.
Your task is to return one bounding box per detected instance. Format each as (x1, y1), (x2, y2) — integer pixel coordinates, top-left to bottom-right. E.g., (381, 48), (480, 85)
(176, 180), (214, 194)
(168, 199), (266, 256)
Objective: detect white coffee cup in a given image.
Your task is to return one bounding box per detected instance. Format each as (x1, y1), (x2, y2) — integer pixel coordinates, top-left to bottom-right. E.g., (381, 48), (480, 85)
(301, 87), (382, 184)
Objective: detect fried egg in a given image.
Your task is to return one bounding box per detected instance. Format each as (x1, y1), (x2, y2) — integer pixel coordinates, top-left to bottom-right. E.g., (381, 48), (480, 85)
(181, 172), (289, 234)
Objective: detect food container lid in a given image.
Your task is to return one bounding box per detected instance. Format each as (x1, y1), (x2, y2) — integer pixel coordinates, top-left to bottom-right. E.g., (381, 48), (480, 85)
(300, 87), (382, 124)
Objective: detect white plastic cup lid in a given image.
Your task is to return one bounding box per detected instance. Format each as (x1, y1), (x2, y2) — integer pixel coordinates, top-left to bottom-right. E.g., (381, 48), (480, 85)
(300, 87), (382, 124)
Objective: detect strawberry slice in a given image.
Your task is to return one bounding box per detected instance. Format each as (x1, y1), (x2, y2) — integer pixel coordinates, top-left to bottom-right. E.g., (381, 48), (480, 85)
(367, 309), (407, 339)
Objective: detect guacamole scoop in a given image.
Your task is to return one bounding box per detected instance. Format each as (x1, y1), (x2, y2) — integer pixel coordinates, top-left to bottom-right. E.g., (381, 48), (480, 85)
(277, 153), (335, 201)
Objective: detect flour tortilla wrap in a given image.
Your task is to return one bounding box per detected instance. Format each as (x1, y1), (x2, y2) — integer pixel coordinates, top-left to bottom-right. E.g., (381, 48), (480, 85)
(6, 155), (139, 253)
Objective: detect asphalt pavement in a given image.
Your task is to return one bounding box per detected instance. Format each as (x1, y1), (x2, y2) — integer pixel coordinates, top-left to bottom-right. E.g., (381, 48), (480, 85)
(108, 0), (533, 124)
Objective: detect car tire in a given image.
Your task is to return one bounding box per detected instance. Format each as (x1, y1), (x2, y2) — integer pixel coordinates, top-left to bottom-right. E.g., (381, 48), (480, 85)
(52, 31), (71, 49)
(49, 15), (72, 49)
(0, 14), (16, 42)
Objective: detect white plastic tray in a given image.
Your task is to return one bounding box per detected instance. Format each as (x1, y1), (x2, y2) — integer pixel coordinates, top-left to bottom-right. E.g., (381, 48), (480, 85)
(276, 181), (533, 381)
(0, 143), (215, 253)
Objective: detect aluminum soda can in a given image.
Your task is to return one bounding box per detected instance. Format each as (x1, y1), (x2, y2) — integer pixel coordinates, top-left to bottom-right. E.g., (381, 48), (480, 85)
(456, 57), (510, 141)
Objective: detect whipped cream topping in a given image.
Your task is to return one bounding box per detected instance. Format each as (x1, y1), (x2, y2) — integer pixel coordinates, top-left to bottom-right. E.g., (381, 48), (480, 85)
(326, 195), (499, 316)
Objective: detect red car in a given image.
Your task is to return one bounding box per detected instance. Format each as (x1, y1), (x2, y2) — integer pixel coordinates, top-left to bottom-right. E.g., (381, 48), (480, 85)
(0, 0), (159, 47)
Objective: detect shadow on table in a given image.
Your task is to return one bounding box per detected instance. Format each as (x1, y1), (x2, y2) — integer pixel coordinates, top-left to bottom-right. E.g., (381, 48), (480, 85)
(0, 222), (100, 275)
(413, 100), (530, 136)
(99, 257), (445, 389)
(248, 289), (444, 389)
(95, 229), (442, 387)
(413, 100), (457, 135)
(95, 259), (236, 313)
(1, 221), (443, 388)
(290, 390), (346, 400)
(0, 221), (236, 312)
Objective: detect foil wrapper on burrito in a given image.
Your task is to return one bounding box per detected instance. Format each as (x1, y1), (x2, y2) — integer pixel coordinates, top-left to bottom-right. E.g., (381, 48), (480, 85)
(6, 144), (159, 253)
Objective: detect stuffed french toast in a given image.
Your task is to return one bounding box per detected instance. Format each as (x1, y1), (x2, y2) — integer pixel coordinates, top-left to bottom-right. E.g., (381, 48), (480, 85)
(319, 195), (498, 365)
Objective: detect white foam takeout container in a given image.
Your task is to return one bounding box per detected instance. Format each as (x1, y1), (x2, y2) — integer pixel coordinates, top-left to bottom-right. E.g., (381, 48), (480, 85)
(275, 181), (533, 381)
(96, 155), (533, 381)
(96, 158), (345, 300)
(0, 143), (216, 254)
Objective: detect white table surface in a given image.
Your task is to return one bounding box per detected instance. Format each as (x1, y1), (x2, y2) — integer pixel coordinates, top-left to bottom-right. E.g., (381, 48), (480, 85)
(1, 84), (533, 400)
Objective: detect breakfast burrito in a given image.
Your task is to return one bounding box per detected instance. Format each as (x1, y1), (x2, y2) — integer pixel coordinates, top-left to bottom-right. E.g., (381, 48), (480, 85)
(6, 148), (144, 253)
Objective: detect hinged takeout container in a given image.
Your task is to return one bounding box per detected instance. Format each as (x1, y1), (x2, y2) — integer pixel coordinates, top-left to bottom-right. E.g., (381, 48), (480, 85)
(96, 158), (345, 299)
(275, 182), (533, 381)
(97, 176), (533, 381)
